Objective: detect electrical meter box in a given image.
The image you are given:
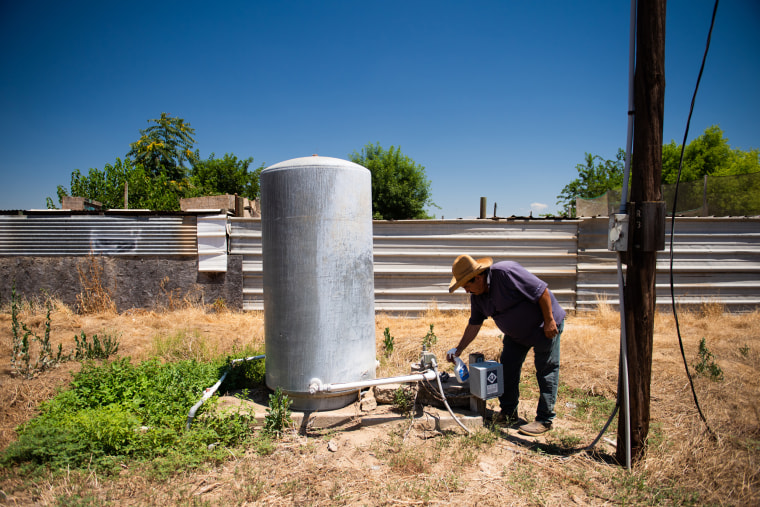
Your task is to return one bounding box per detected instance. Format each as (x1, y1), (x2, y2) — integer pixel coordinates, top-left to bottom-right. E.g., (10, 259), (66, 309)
(469, 361), (503, 400)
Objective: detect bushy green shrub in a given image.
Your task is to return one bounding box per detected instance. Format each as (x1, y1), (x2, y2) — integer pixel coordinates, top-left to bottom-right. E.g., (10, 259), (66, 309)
(2, 358), (255, 473)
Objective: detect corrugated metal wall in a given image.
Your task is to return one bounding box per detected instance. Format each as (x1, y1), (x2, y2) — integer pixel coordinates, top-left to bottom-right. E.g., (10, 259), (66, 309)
(577, 217), (760, 311)
(230, 218), (579, 312)
(3, 214), (757, 312)
(231, 217), (760, 313)
(228, 218), (262, 309)
(0, 214), (197, 256)
(372, 220), (578, 312)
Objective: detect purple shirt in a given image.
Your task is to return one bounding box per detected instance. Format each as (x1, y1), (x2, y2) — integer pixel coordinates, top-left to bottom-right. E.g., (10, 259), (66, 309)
(468, 261), (566, 351)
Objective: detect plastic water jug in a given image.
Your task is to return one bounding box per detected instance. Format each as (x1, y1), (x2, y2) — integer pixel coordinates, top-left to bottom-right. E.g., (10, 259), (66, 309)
(454, 357), (469, 383)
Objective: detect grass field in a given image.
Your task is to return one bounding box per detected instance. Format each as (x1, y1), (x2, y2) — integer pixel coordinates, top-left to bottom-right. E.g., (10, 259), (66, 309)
(0, 295), (758, 505)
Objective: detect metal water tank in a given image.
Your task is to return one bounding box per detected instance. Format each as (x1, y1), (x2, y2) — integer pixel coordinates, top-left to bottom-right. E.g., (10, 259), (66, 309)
(261, 156), (376, 411)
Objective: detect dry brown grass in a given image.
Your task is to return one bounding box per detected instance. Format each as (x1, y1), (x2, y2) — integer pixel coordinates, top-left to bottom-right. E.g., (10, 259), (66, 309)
(75, 255), (117, 315)
(0, 299), (758, 505)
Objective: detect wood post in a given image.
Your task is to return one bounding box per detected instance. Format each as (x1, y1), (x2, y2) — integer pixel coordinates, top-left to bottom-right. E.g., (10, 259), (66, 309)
(617, 0), (666, 465)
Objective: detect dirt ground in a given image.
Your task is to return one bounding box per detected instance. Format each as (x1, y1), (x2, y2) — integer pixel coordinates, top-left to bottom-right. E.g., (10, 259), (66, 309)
(0, 301), (758, 505)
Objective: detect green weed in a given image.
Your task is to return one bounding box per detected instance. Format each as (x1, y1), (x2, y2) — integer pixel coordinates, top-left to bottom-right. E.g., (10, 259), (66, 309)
(392, 386), (415, 416)
(610, 470), (701, 505)
(567, 388), (617, 428)
(264, 387), (293, 436)
(694, 337), (724, 381)
(211, 298), (227, 313)
(506, 461), (539, 496)
(383, 327), (395, 357)
(547, 428), (583, 448)
(10, 286), (68, 378)
(422, 323), (437, 349)
(73, 331), (120, 360)
(463, 426), (498, 449)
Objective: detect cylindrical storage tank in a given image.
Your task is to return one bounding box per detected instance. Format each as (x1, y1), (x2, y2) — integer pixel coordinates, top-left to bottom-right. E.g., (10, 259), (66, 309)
(261, 156), (376, 411)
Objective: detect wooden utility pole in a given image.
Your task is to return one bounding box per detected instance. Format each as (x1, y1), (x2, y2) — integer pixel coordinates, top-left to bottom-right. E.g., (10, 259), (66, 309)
(617, 0), (666, 465)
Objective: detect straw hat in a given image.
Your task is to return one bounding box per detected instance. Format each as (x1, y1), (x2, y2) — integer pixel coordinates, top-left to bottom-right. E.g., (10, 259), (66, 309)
(448, 255), (493, 293)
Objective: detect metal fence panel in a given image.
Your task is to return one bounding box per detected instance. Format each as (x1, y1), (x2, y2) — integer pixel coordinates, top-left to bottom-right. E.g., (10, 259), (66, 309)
(372, 220), (578, 312)
(577, 217), (760, 311)
(5, 214), (755, 313)
(230, 218), (579, 312)
(0, 214), (197, 256)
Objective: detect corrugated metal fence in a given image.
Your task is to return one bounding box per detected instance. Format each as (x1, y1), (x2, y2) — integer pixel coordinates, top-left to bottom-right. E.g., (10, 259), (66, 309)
(0, 214), (197, 256)
(230, 216), (760, 313)
(2, 214), (758, 313)
(578, 217), (760, 311)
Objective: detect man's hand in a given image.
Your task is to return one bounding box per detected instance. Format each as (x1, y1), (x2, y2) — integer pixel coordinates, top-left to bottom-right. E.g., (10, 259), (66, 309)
(538, 288), (558, 339)
(446, 348), (459, 363)
(544, 318), (558, 339)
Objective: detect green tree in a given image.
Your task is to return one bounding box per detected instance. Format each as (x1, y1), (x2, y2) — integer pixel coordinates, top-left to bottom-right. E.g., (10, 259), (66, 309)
(349, 143), (436, 220)
(53, 158), (133, 209)
(126, 113), (197, 181)
(49, 114), (265, 211)
(189, 152), (264, 200)
(662, 125), (760, 184)
(51, 158), (193, 211)
(556, 126), (760, 217)
(556, 149), (626, 217)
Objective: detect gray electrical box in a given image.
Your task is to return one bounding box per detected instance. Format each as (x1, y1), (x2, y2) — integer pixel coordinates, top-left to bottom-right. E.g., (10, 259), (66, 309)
(608, 213), (630, 252)
(469, 361), (504, 400)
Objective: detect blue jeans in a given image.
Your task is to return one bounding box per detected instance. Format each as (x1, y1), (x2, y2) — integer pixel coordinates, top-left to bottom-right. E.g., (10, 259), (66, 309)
(499, 321), (563, 425)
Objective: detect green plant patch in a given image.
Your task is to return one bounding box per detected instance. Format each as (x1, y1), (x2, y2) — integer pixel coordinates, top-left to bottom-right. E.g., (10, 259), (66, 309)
(1, 357), (256, 474)
(611, 470), (701, 505)
(566, 387), (617, 427)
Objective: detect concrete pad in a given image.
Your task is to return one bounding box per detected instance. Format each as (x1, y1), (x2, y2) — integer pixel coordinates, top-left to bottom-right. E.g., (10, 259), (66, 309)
(214, 395), (483, 434)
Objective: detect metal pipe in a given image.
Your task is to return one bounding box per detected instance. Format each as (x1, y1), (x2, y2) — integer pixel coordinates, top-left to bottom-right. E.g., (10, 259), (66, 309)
(617, 0), (637, 471)
(309, 370), (437, 394)
(617, 255), (632, 470)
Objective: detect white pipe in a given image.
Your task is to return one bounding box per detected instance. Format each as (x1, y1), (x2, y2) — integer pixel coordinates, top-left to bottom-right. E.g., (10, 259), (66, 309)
(589, 0), (636, 465)
(309, 370), (437, 394)
(617, 0), (637, 471)
(617, 256), (632, 470)
(185, 355), (266, 430)
(312, 364), (473, 434)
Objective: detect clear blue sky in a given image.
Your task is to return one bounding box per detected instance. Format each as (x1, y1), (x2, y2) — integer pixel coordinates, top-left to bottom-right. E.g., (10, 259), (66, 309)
(1, 0), (758, 218)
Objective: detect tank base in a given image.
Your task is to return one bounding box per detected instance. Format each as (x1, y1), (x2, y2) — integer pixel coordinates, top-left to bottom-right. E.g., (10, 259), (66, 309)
(286, 389), (360, 412)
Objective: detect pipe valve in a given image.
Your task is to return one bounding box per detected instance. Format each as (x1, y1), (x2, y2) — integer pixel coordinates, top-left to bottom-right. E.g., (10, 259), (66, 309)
(308, 378), (323, 394)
